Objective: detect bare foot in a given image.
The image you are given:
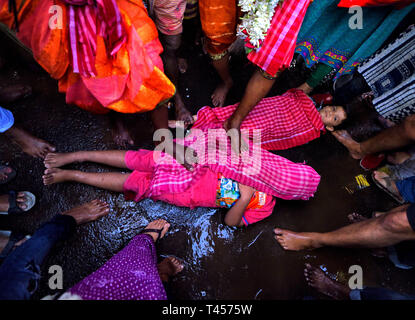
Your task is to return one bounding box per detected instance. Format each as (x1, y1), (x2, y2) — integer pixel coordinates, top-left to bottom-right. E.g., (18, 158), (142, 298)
(304, 264), (350, 300)
(387, 151), (411, 165)
(112, 118), (134, 147)
(0, 192), (31, 212)
(62, 199), (110, 225)
(297, 82), (313, 95)
(141, 219), (171, 242)
(331, 130), (363, 159)
(178, 58), (188, 74)
(0, 84), (32, 103)
(373, 170), (403, 203)
(211, 80), (233, 107)
(158, 256), (184, 282)
(0, 166), (14, 183)
(168, 115), (197, 129)
(175, 95), (194, 127)
(347, 212), (368, 223)
(42, 168), (70, 185)
(273, 228), (320, 251)
(6, 127), (55, 159)
(44, 152), (78, 169)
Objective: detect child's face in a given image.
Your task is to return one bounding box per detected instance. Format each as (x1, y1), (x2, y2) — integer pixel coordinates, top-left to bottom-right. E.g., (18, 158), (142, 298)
(319, 105), (347, 131)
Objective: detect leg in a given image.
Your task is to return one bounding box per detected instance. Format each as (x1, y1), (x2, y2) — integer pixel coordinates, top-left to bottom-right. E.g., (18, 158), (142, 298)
(159, 33), (193, 125)
(44, 150), (128, 169)
(3, 126), (55, 159)
(0, 200), (109, 300)
(43, 169), (129, 192)
(109, 112), (134, 147)
(274, 204), (415, 251)
(210, 52), (234, 107)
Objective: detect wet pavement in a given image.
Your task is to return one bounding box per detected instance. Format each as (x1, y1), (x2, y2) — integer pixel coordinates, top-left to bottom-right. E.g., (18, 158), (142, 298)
(1, 29), (415, 300)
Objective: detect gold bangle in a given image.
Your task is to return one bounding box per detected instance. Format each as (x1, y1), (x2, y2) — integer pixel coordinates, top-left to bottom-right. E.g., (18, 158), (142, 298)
(258, 68), (278, 80)
(209, 50), (229, 61)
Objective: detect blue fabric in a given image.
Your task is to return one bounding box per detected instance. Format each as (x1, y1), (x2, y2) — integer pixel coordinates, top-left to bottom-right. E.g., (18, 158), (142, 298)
(396, 176), (415, 203)
(295, 0), (415, 80)
(0, 215), (76, 300)
(0, 106), (14, 133)
(350, 287), (415, 300)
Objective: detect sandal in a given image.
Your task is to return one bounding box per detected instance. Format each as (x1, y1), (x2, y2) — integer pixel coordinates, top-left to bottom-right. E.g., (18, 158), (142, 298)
(139, 228), (164, 242)
(0, 191), (36, 215)
(0, 166), (16, 185)
(360, 154), (385, 170)
(371, 172), (405, 204)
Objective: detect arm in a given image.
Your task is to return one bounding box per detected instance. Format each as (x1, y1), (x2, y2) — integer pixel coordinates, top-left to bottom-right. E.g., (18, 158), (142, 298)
(224, 184), (255, 227)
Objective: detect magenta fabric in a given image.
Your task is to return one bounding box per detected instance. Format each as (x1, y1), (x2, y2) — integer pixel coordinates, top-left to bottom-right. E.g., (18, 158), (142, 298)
(68, 234), (167, 300)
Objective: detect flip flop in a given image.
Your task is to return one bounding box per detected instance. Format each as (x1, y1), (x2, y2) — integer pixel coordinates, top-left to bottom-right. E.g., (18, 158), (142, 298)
(0, 191), (36, 215)
(371, 172), (405, 204)
(139, 228), (164, 242)
(0, 166), (16, 185)
(360, 154), (385, 170)
(0, 230), (31, 263)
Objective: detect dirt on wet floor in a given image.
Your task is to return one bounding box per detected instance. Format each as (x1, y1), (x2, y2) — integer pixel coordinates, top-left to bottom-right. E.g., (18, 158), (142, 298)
(1, 26), (415, 300)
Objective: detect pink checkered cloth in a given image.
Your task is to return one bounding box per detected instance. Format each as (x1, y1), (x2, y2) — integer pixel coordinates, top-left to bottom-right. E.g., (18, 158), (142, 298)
(192, 89), (325, 151)
(247, 0), (311, 76)
(149, 101), (321, 201)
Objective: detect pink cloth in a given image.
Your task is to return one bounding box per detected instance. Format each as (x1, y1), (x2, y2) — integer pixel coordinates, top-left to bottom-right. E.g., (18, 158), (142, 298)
(123, 150), (275, 225)
(149, 121), (321, 201)
(192, 89), (325, 151)
(65, 0), (126, 77)
(247, 0), (311, 76)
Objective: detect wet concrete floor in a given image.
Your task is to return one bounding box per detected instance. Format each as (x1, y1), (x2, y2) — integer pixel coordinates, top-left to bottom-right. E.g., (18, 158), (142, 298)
(1, 29), (415, 300)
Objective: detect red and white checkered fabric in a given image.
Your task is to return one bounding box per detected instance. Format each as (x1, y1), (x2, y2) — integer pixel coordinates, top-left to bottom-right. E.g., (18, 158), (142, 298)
(247, 0), (311, 76)
(149, 91), (321, 201)
(193, 89), (325, 151)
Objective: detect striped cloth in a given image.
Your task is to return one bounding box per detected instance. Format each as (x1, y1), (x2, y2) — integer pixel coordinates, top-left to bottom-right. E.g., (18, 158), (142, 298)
(65, 0), (126, 77)
(192, 89), (325, 151)
(149, 107), (321, 201)
(358, 25), (415, 123)
(247, 0), (311, 76)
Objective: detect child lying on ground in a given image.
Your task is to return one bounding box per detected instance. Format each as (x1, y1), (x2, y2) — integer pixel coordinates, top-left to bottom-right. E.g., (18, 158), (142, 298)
(170, 89), (352, 151)
(42, 146), (320, 227)
(42, 150), (275, 227)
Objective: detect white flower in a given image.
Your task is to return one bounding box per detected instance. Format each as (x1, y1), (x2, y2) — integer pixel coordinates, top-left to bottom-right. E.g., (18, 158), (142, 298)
(237, 0), (283, 49)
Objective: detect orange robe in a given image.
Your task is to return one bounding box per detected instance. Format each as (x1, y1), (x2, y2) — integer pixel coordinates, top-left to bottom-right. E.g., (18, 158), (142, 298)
(0, 0), (175, 114)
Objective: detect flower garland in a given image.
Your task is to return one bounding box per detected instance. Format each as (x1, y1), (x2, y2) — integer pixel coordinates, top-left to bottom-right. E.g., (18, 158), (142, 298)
(237, 0), (283, 52)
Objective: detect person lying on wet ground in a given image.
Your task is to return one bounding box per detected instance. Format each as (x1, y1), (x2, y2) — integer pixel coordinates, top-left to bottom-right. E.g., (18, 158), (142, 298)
(41, 147), (320, 227)
(0, 106), (55, 158)
(169, 88), (353, 151)
(42, 150), (276, 227)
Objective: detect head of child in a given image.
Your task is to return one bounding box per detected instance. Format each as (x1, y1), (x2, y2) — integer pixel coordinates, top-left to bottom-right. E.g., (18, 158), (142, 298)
(319, 105), (348, 131)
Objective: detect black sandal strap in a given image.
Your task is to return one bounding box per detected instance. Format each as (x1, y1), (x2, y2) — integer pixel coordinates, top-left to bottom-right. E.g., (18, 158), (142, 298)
(139, 228), (163, 242)
(8, 191), (23, 216)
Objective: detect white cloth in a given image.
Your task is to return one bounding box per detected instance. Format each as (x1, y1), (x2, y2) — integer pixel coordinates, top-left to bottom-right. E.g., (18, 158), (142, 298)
(0, 106), (14, 133)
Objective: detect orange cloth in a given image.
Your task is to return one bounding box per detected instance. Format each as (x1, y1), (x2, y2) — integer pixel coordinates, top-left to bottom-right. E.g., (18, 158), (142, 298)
(0, 0), (175, 114)
(199, 0), (239, 55)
